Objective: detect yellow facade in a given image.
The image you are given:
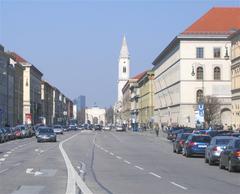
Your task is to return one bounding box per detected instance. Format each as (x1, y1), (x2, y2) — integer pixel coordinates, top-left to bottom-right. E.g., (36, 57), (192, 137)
(137, 71), (154, 125)
(231, 31), (240, 130)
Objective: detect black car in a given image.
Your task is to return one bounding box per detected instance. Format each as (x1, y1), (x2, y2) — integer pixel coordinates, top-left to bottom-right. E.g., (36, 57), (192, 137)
(173, 133), (191, 154)
(167, 127), (181, 140)
(5, 127), (15, 140)
(0, 129), (5, 143)
(171, 128), (193, 142)
(94, 125), (102, 131)
(36, 127), (57, 143)
(0, 128), (9, 142)
(219, 137), (240, 172)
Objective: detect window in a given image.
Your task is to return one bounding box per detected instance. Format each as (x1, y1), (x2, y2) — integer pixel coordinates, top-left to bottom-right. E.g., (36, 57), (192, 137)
(196, 67), (203, 80)
(214, 67), (221, 80)
(214, 47), (221, 58)
(123, 66), (126, 73)
(196, 89), (203, 103)
(196, 47), (204, 58)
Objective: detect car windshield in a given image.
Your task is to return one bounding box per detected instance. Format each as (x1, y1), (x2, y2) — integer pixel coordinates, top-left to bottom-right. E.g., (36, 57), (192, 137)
(39, 128), (54, 133)
(192, 136), (211, 143)
(216, 139), (232, 145)
(54, 125), (61, 128)
(181, 134), (190, 139)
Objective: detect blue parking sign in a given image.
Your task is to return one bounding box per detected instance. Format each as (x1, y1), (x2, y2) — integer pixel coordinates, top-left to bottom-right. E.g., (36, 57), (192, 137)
(198, 103), (204, 117)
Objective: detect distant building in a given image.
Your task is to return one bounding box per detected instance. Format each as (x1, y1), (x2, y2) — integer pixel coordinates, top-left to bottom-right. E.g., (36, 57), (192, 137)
(85, 106), (106, 125)
(230, 30), (240, 130)
(73, 95), (86, 111)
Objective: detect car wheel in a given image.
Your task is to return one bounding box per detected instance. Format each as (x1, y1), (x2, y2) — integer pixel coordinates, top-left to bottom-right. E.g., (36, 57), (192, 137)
(182, 148), (186, 156)
(219, 158), (225, 169)
(185, 150), (190, 157)
(176, 148), (181, 154)
(173, 146), (176, 153)
(228, 160), (234, 172)
(205, 156), (209, 163)
(209, 158), (214, 165)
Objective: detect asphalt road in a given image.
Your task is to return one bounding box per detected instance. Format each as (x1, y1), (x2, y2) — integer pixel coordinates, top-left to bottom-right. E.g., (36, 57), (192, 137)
(0, 130), (239, 194)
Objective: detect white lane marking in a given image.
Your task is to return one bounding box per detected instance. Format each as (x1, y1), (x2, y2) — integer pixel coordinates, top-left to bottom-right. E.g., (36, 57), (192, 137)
(105, 150), (109, 153)
(170, 181), (188, 190)
(26, 168), (34, 174)
(110, 152), (114, 156)
(59, 134), (93, 194)
(0, 168), (9, 174)
(149, 172), (162, 179)
(3, 154), (9, 157)
(6, 151), (11, 154)
(13, 162), (21, 167)
(135, 165), (144, 170)
(0, 158), (6, 161)
(124, 160), (131, 164)
(35, 149), (39, 152)
(116, 156), (122, 160)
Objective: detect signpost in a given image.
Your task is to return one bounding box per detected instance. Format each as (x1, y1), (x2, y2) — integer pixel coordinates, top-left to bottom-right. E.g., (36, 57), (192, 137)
(25, 113), (32, 125)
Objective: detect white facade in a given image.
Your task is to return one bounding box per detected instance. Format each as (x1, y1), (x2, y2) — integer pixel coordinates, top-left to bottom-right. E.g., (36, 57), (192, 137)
(118, 35), (130, 102)
(73, 104), (77, 120)
(85, 106), (106, 125)
(153, 36), (232, 127)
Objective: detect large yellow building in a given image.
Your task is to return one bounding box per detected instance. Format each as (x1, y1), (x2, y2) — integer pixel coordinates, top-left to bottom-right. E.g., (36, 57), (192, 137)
(230, 30), (240, 130)
(137, 71), (154, 127)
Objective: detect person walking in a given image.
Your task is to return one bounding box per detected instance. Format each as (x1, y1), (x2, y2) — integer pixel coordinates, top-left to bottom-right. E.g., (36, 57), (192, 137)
(154, 123), (159, 137)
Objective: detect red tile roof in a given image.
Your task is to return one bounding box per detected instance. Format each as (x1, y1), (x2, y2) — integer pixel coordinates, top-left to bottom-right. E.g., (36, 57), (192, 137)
(131, 71), (148, 80)
(9, 52), (28, 63)
(183, 7), (240, 35)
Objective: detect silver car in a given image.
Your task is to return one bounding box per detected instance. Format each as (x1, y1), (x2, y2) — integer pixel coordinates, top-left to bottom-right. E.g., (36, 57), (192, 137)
(53, 125), (63, 134)
(205, 136), (234, 165)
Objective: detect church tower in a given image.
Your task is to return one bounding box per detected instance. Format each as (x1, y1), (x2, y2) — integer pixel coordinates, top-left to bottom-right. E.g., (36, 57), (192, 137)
(118, 35), (130, 102)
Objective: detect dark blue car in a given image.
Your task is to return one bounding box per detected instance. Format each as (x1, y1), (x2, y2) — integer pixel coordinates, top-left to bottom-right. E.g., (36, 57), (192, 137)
(183, 134), (211, 157)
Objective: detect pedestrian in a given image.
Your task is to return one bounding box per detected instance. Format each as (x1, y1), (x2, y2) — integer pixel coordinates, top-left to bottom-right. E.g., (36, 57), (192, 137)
(154, 123), (159, 137)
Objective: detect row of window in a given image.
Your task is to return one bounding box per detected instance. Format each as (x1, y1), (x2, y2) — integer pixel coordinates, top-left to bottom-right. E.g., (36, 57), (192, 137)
(196, 47), (222, 58)
(195, 66), (221, 80)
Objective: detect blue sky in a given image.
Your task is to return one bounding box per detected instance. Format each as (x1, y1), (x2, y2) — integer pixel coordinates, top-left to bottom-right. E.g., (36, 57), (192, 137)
(0, 0), (239, 107)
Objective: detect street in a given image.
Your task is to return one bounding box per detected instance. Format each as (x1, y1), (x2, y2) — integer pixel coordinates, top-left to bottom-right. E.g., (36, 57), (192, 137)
(0, 130), (239, 194)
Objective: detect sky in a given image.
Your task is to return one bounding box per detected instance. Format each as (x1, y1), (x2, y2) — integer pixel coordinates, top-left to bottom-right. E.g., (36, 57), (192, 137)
(0, 0), (239, 107)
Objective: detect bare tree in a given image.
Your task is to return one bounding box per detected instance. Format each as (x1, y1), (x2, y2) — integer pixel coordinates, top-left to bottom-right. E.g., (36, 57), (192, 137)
(204, 95), (221, 126)
(105, 106), (114, 124)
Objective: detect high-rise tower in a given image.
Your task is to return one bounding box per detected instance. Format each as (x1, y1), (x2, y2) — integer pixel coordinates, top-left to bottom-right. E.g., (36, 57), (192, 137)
(117, 35), (130, 102)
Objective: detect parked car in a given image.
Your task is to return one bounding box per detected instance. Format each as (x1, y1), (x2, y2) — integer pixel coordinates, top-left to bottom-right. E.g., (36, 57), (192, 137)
(15, 125), (28, 138)
(0, 128), (9, 142)
(5, 127), (15, 140)
(231, 133), (240, 138)
(219, 137), (240, 172)
(173, 133), (191, 154)
(0, 129), (6, 143)
(53, 125), (64, 134)
(68, 124), (77, 131)
(171, 128), (193, 142)
(207, 130), (233, 138)
(205, 136), (234, 165)
(103, 125), (112, 131)
(183, 134), (211, 157)
(36, 127), (57, 143)
(167, 127), (181, 141)
(116, 125), (124, 132)
(94, 124), (102, 131)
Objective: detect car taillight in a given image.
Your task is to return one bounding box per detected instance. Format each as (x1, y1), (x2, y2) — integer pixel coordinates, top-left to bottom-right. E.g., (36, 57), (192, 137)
(179, 140), (184, 145)
(212, 146), (218, 151)
(188, 141), (196, 147)
(233, 151), (240, 157)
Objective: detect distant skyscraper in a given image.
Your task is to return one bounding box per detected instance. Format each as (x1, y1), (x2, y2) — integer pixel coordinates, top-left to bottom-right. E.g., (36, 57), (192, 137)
(73, 95), (86, 111)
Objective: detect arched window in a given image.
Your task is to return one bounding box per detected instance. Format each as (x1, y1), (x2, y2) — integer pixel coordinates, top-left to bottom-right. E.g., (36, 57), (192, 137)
(214, 67), (221, 80)
(196, 67), (203, 80)
(123, 66), (126, 73)
(196, 89), (203, 103)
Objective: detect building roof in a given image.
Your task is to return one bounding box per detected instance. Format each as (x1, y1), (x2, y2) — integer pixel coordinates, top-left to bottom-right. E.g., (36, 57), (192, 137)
(9, 52), (28, 63)
(183, 7), (240, 35)
(131, 71), (147, 80)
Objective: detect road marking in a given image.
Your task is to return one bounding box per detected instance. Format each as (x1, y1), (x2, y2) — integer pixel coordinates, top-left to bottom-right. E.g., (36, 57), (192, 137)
(135, 165), (144, 170)
(170, 181), (187, 190)
(124, 160), (131, 164)
(116, 156), (122, 160)
(0, 158), (6, 161)
(149, 172), (162, 179)
(105, 150), (109, 153)
(13, 162), (21, 167)
(59, 134), (93, 194)
(0, 168), (9, 174)
(3, 154), (9, 157)
(35, 149), (39, 152)
(7, 151), (12, 154)
(110, 152), (114, 156)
